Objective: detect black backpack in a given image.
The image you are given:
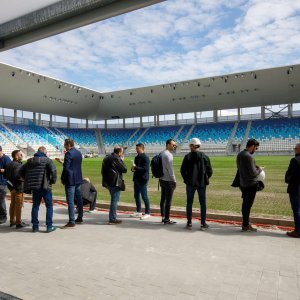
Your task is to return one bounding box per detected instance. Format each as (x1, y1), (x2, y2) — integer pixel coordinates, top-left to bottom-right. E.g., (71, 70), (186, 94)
(150, 153), (163, 178)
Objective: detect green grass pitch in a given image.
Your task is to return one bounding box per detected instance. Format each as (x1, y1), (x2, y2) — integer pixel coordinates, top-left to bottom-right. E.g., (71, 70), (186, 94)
(51, 155), (293, 217)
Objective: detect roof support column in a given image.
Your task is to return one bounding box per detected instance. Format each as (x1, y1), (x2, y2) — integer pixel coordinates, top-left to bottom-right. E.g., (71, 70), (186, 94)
(157, 115), (160, 126)
(194, 112), (197, 124)
(38, 113), (41, 126)
(50, 114), (53, 127)
(67, 117), (70, 128)
(213, 110), (218, 123)
(13, 109), (17, 124)
(237, 108), (241, 121)
(123, 118), (125, 129)
(105, 120), (107, 129)
(288, 104), (293, 118)
(175, 113), (178, 125)
(261, 106), (265, 120)
(140, 117), (143, 128)
(33, 112), (37, 125)
(86, 119), (88, 129)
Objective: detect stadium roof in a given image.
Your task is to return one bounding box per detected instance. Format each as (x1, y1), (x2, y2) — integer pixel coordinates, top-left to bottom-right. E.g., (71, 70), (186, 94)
(0, 0), (165, 51)
(0, 62), (299, 120)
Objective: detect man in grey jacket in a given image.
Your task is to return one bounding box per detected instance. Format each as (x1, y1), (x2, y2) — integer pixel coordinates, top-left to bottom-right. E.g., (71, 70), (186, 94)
(160, 139), (177, 224)
(237, 139), (263, 232)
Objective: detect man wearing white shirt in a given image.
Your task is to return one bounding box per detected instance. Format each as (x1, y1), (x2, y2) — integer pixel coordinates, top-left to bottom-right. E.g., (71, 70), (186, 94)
(160, 139), (177, 224)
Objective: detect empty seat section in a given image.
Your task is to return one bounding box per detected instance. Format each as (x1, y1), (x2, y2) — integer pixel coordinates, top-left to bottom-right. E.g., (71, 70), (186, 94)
(140, 126), (180, 145)
(232, 121), (248, 143)
(58, 128), (98, 147)
(101, 129), (137, 147)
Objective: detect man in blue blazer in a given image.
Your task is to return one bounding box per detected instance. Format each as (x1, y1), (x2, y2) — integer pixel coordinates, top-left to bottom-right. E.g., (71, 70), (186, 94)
(57, 138), (83, 228)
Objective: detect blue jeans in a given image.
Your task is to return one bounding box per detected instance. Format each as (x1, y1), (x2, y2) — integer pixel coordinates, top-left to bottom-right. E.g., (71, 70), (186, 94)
(186, 185), (206, 225)
(109, 187), (121, 222)
(289, 193), (300, 233)
(31, 189), (53, 230)
(0, 185), (7, 222)
(65, 184), (83, 224)
(134, 181), (150, 214)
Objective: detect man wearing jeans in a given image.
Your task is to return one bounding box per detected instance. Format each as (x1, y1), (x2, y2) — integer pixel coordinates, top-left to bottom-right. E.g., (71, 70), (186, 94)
(130, 143), (150, 220)
(285, 143), (300, 238)
(57, 138), (83, 228)
(102, 146), (127, 224)
(19, 146), (57, 233)
(0, 146), (12, 224)
(160, 139), (177, 224)
(237, 138), (262, 232)
(180, 138), (213, 230)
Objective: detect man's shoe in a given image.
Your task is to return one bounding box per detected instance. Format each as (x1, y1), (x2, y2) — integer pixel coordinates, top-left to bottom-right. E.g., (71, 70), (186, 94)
(63, 222), (75, 228)
(163, 219), (177, 225)
(75, 218), (83, 224)
(109, 219), (122, 225)
(16, 222), (29, 229)
(130, 212), (143, 218)
(242, 225), (257, 232)
(9, 223), (16, 227)
(47, 226), (57, 233)
(286, 231), (300, 238)
(0, 219), (7, 224)
(140, 214), (150, 220)
(186, 223), (192, 230)
(87, 210), (96, 213)
(200, 223), (209, 230)
(32, 228), (39, 233)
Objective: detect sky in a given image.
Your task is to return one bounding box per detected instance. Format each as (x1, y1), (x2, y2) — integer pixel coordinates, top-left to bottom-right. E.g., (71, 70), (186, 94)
(1, 0), (300, 95)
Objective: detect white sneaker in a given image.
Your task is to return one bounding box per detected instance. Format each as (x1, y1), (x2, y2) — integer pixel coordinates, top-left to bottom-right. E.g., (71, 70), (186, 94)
(140, 214), (150, 220)
(130, 212), (143, 218)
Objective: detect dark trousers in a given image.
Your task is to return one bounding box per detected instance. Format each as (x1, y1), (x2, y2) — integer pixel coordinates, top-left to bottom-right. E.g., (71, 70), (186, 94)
(134, 181), (150, 214)
(160, 180), (176, 220)
(186, 185), (206, 225)
(241, 185), (257, 227)
(289, 193), (300, 233)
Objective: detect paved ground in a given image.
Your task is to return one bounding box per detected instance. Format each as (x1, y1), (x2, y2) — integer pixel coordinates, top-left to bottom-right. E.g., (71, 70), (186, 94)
(0, 200), (299, 300)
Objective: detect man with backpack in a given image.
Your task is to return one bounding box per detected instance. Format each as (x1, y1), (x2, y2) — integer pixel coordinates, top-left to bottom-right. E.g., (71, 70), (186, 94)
(180, 138), (213, 230)
(159, 139), (177, 224)
(130, 143), (151, 220)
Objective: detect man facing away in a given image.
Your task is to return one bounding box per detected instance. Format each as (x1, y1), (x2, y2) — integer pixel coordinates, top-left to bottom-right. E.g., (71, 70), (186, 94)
(80, 178), (97, 213)
(6, 150), (27, 228)
(102, 146), (127, 224)
(237, 138), (263, 232)
(180, 138), (213, 230)
(56, 138), (84, 228)
(0, 145), (12, 224)
(130, 143), (151, 220)
(160, 139), (177, 224)
(285, 142), (300, 238)
(19, 146), (57, 233)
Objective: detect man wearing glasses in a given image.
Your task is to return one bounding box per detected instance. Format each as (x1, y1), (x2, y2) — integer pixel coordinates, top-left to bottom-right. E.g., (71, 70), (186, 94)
(237, 138), (263, 232)
(285, 143), (300, 238)
(160, 139), (177, 224)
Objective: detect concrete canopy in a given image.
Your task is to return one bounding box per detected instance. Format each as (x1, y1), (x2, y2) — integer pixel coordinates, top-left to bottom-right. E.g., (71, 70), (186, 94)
(0, 62), (299, 120)
(0, 0), (165, 51)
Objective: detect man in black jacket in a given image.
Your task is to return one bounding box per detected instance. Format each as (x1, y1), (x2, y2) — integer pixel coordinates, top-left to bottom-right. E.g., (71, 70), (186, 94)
(5, 150), (26, 228)
(19, 146), (57, 233)
(130, 143), (150, 220)
(181, 138), (213, 230)
(80, 178), (97, 212)
(285, 143), (300, 238)
(102, 146), (127, 224)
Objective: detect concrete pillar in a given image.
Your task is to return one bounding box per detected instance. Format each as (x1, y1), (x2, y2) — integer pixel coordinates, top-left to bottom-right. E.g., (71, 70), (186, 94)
(123, 118), (125, 129)
(288, 104), (293, 118)
(67, 117), (70, 128)
(14, 109), (17, 124)
(261, 106), (265, 120)
(33, 112), (37, 125)
(157, 115), (160, 126)
(213, 110), (218, 123)
(50, 114), (53, 127)
(237, 107), (241, 121)
(140, 117), (143, 128)
(105, 120), (107, 129)
(38, 113), (41, 126)
(194, 112), (197, 124)
(86, 119), (88, 129)
(175, 114), (178, 125)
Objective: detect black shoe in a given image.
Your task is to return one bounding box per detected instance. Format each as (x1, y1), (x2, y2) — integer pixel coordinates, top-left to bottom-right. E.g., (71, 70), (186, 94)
(163, 219), (177, 225)
(242, 225), (257, 232)
(10, 223), (16, 227)
(109, 219), (122, 225)
(75, 218), (83, 224)
(0, 219), (7, 224)
(200, 223), (209, 230)
(16, 223), (28, 229)
(186, 223), (192, 230)
(32, 228), (39, 233)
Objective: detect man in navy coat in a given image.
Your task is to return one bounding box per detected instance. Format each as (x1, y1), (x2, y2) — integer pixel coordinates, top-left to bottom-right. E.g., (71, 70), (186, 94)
(56, 138), (83, 228)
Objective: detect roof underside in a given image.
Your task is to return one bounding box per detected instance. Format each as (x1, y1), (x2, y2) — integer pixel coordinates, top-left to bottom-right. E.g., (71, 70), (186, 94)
(0, 62), (299, 120)
(0, 0), (165, 51)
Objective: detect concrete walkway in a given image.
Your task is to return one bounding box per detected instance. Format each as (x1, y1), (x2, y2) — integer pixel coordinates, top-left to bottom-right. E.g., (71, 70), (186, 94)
(0, 201), (299, 300)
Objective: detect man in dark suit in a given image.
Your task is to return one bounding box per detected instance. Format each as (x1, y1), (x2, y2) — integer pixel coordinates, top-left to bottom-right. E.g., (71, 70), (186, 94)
(56, 138), (83, 228)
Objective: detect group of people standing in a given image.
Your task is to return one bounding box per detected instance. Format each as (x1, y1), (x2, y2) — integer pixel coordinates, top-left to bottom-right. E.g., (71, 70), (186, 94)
(0, 137), (299, 238)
